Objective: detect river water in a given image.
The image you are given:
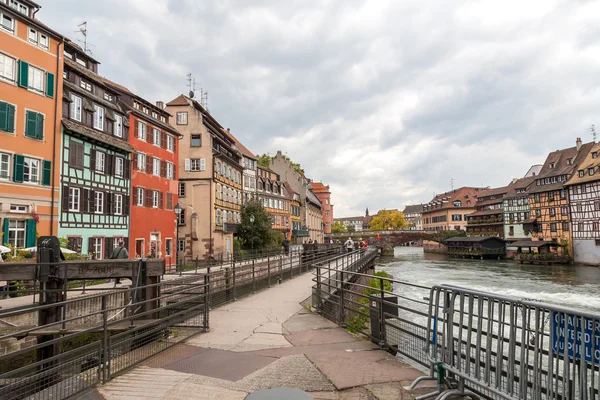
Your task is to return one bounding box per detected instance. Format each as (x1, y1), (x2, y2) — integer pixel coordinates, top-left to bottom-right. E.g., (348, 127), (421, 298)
(377, 247), (600, 312)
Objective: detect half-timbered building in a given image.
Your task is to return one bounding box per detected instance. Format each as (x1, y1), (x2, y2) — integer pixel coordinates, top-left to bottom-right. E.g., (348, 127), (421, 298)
(257, 166), (290, 237)
(59, 40), (133, 258)
(502, 176), (537, 256)
(565, 142), (600, 264)
(466, 186), (510, 238)
(528, 138), (593, 257)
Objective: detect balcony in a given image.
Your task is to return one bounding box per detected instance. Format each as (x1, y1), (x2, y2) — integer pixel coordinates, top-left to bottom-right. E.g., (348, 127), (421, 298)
(292, 229), (309, 237)
(223, 223), (240, 234)
(467, 217), (503, 225)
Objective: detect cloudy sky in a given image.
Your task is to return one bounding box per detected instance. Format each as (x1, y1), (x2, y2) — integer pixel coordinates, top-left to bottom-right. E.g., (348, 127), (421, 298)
(41, 0), (600, 217)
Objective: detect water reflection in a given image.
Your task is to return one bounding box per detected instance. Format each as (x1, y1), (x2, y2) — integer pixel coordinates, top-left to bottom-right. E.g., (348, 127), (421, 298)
(377, 247), (600, 311)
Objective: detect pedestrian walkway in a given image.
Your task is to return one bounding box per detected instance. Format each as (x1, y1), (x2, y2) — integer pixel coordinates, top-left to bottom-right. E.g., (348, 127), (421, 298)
(95, 271), (437, 399)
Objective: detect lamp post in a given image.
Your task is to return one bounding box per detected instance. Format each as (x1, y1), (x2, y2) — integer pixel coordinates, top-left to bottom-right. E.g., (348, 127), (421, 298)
(249, 214), (255, 257)
(174, 203), (182, 273)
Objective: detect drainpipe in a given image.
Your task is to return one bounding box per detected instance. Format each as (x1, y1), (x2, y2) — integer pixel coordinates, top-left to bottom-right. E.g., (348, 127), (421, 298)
(50, 40), (63, 236)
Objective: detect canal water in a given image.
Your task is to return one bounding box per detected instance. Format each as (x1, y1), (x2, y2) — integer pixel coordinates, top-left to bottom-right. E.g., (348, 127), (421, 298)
(377, 247), (600, 312)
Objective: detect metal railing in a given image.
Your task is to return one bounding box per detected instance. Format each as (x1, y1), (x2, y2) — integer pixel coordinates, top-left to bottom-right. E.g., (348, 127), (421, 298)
(311, 261), (600, 400)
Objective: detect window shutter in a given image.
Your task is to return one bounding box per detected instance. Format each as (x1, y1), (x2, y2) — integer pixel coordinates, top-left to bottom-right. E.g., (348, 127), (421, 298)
(133, 187), (138, 206)
(167, 192), (173, 210)
(36, 113), (44, 139)
(159, 191), (164, 209)
(184, 158), (191, 171)
(123, 195), (130, 215)
(148, 127), (153, 143)
(105, 238), (113, 259)
(0, 102), (7, 132)
(160, 160), (166, 178)
(88, 237), (94, 257)
(42, 160), (51, 186)
(106, 154), (114, 176)
(62, 186), (69, 212)
(161, 132), (167, 148)
(124, 158), (130, 179)
(2, 219), (8, 245)
(200, 158), (206, 171)
(105, 193), (112, 215)
(90, 150), (96, 171)
(45, 72), (55, 98)
(134, 120), (139, 138)
(69, 145), (76, 165)
(18, 60), (29, 88)
(123, 237), (129, 251)
(26, 220), (36, 248)
(82, 189), (89, 213)
(25, 111), (38, 138)
(133, 153), (138, 170)
(90, 190), (96, 212)
(146, 156), (153, 174)
(77, 144), (84, 168)
(5, 104), (14, 133)
(13, 154), (24, 183)
(145, 190), (152, 208)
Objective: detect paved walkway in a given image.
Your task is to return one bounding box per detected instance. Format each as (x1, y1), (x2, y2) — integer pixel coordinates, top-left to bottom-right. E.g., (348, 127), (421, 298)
(94, 272), (437, 399)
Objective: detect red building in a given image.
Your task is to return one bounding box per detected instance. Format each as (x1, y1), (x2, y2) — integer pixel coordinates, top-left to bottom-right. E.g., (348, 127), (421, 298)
(103, 80), (181, 263)
(310, 182), (333, 236)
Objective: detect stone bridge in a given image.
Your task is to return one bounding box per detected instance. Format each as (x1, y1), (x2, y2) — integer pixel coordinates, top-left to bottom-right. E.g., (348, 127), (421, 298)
(332, 230), (434, 255)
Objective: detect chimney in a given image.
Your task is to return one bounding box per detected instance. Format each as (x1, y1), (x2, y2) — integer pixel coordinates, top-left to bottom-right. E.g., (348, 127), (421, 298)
(156, 101), (164, 110)
(576, 137), (582, 151)
(227, 128), (231, 132)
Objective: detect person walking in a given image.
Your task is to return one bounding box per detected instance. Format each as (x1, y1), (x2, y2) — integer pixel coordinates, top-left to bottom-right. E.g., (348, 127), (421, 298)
(282, 238), (290, 255)
(110, 240), (129, 285)
(344, 237), (354, 253)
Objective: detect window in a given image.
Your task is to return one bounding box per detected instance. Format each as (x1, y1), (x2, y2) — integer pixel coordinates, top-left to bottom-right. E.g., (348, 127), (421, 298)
(153, 158), (160, 176)
(166, 135), (174, 152)
(167, 162), (174, 180)
(176, 112), (188, 125)
(549, 208), (555, 217)
(137, 153), (146, 171)
(28, 28), (38, 45)
(153, 191), (159, 208)
(95, 192), (104, 214)
(24, 110), (44, 139)
(143, 106), (149, 114)
(593, 152), (598, 159)
(153, 128), (161, 146)
(92, 237), (103, 260)
(26, 64), (44, 93)
(10, 204), (27, 213)
(1, 13), (15, 33)
(0, 152), (9, 179)
(563, 222), (569, 231)
(134, 102), (140, 110)
(95, 151), (105, 173)
(594, 222), (599, 232)
(68, 187), (80, 211)
(549, 162), (555, 169)
(578, 222), (584, 232)
(64, 51), (73, 59)
(561, 206), (568, 215)
(535, 209), (541, 218)
(80, 80), (91, 91)
(0, 53), (16, 83)
(7, 220), (26, 248)
(567, 158), (573, 165)
(93, 105), (104, 130)
(548, 191), (554, 200)
(165, 239), (172, 257)
(103, 92), (113, 102)
(190, 158), (205, 171)
(534, 193), (540, 203)
(590, 168), (596, 176)
(23, 157), (39, 183)
(137, 188), (144, 206)
(115, 157), (124, 177)
(39, 34), (49, 50)
(178, 182), (185, 197)
(178, 209), (185, 225)
(138, 121), (147, 141)
(577, 203), (583, 212)
(191, 134), (201, 147)
(115, 115), (123, 137)
(579, 170), (584, 178)
(550, 223), (557, 232)
(70, 94), (82, 121)
(114, 194), (123, 215)
(560, 189), (566, 199)
(217, 162), (222, 175)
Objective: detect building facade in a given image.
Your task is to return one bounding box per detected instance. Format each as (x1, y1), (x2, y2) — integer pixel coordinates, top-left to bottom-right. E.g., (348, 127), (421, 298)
(422, 187), (484, 231)
(466, 186), (509, 238)
(1, 1), (63, 248)
(310, 182), (333, 238)
(402, 204), (424, 230)
(528, 138), (593, 256)
(59, 41), (133, 258)
(166, 95), (242, 259)
(222, 128), (257, 205)
(306, 188), (324, 243)
(103, 80), (181, 262)
(257, 166), (290, 237)
(565, 142), (600, 264)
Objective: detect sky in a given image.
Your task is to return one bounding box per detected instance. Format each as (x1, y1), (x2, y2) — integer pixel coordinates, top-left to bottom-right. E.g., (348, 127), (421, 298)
(39, 0), (600, 217)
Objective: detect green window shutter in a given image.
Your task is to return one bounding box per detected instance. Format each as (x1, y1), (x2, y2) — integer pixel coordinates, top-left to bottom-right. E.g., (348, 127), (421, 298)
(6, 103), (15, 133)
(36, 113), (44, 139)
(2, 218), (9, 245)
(25, 111), (38, 138)
(26, 219), (36, 248)
(13, 154), (24, 183)
(0, 102), (7, 131)
(45, 72), (55, 98)
(42, 160), (51, 186)
(18, 60), (29, 88)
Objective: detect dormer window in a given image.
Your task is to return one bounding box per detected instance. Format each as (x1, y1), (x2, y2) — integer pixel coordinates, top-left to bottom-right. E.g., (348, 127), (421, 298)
(103, 92), (113, 102)
(9, 0), (28, 16)
(590, 168), (596, 176)
(80, 80), (92, 91)
(567, 158), (573, 165)
(453, 200), (461, 207)
(549, 162), (555, 169)
(593, 152), (599, 159)
(134, 102), (140, 110)
(76, 57), (87, 68)
(64, 51), (73, 60)
(579, 170), (585, 177)
(152, 111), (158, 119)
(160, 116), (166, 123)
(142, 107), (149, 114)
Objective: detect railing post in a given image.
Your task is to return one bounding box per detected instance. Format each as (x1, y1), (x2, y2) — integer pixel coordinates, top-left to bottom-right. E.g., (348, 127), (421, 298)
(279, 254), (283, 284)
(195, 255), (199, 274)
(289, 250), (293, 279)
(379, 278), (386, 347)
(203, 273), (210, 331)
(232, 263), (237, 301)
(101, 294), (108, 384)
(267, 257), (271, 287)
(252, 261), (256, 293)
(339, 270), (345, 327)
(316, 266), (322, 313)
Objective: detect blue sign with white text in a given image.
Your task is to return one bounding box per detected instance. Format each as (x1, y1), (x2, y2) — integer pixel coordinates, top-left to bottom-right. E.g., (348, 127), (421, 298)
(551, 311), (600, 366)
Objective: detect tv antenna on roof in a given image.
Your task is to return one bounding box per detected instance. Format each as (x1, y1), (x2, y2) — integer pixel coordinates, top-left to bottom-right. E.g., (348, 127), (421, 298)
(451, 178), (454, 191)
(590, 124), (597, 143)
(75, 22), (95, 56)
(200, 89), (208, 111)
(187, 73), (197, 99)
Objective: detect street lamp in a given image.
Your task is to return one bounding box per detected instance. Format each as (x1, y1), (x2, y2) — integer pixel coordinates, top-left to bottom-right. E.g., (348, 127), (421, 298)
(249, 215), (255, 256)
(174, 203), (182, 272)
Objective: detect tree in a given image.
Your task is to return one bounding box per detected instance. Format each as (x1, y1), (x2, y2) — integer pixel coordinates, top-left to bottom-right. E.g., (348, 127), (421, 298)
(347, 224), (356, 233)
(332, 221), (347, 234)
(236, 199), (282, 250)
(369, 210), (409, 231)
(258, 154), (272, 168)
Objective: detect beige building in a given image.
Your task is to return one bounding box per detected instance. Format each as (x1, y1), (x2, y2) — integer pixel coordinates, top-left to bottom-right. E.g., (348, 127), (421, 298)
(307, 188), (324, 243)
(166, 95), (243, 259)
(422, 187), (485, 231)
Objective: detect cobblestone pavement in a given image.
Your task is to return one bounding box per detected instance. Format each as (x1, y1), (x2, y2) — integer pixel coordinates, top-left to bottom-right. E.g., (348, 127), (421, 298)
(96, 272), (438, 399)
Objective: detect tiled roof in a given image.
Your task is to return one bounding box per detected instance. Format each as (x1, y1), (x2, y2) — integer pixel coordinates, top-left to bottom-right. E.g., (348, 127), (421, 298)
(310, 182), (331, 194)
(510, 240), (559, 248)
(424, 187), (485, 211)
(62, 119), (134, 153)
(565, 142), (600, 186)
(64, 58), (109, 89)
(64, 81), (122, 114)
(503, 175), (538, 198)
(468, 209), (503, 217)
(335, 216), (367, 222)
(129, 108), (182, 137)
(402, 204), (424, 214)
(537, 141), (594, 179)
(307, 189), (322, 208)
(221, 129), (257, 160)
(444, 236), (505, 243)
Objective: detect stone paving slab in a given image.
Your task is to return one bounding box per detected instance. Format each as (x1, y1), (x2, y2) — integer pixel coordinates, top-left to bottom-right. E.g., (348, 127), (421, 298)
(285, 326), (360, 346)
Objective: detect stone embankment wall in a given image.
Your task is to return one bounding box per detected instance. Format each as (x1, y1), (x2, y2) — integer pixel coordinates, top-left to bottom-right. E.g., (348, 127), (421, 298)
(423, 240), (447, 254)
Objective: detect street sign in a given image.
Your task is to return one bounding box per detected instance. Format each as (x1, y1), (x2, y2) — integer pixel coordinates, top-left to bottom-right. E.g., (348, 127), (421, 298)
(551, 311), (600, 366)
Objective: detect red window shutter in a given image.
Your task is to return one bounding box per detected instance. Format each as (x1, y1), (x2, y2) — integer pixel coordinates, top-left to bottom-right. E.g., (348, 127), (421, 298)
(134, 120), (139, 138)
(146, 156), (153, 174)
(148, 127), (153, 143)
(146, 190), (152, 208)
(160, 160), (166, 178)
(133, 153), (138, 170)
(133, 187), (138, 206)
(159, 191), (164, 209)
(62, 186), (69, 212)
(161, 131), (167, 148)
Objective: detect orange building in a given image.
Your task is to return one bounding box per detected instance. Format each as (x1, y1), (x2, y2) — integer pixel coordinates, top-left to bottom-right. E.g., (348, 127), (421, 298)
(0, 1), (63, 247)
(310, 182), (333, 237)
(103, 81), (182, 263)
